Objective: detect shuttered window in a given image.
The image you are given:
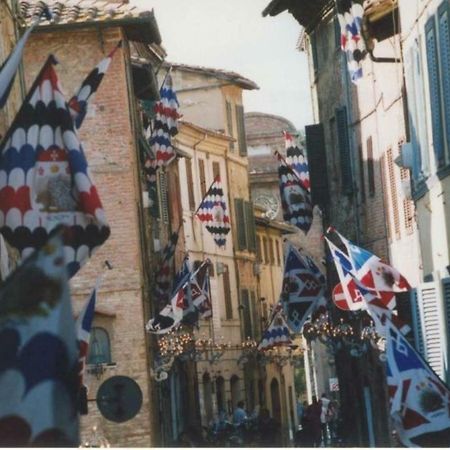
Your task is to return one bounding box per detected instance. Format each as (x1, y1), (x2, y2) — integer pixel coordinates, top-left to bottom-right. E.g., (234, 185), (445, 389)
(425, 17), (445, 168)
(305, 123), (329, 206)
(275, 239), (281, 266)
(438, 2), (450, 163)
(262, 237), (269, 264)
(380, 154), (391, 240)
(245, 201), (256, 252)
(336, 107), (353, 194)
(236, 105), (247, 156)
(212, 161), (221, 180)
(226, 101), (235, 150)
(241, 289), (252, 339)
(386, 148), (400, 240)
(198, 158), (206, 198)
(269, 238), (275, 264)
(367, 136), (375, 197)
(223, 264), (233, 319)
(234, 198), (246, 250)
(400, 159), (414, 234)
(186, 158), (195, 211)
(358, 145), (366, 203)
(410, 289), (425, 356)
(250, 291), (260, 340)
(442, 277), (450, 382)
(158, 171), (169, 224)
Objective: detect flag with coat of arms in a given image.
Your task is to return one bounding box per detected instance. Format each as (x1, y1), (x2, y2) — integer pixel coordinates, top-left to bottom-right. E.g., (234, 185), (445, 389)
(281, 245), (326, 333)
(195, 176), (231, 247)
(0, 55), (110, 278)
(385, 321), (450, 447)
(0, 229), (79, 446)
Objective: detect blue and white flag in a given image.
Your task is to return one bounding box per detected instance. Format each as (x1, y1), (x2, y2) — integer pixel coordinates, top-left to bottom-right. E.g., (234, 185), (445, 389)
(0, 229), (79, 446)
(284, 131), (310, 191)
(281, 245), (325, 333)
(386, 322), (450, 447)
(258, 305), (292, 351)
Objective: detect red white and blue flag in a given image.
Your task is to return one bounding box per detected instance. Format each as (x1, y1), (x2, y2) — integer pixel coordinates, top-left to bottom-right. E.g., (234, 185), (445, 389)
(0, 56), (110, 278)
(281, 245), (325, 332)
(258, 304), (292, 351)
(190, 260), (212, 319)
(277, 153), (312, 234)
(385, 321), (450, 447)
(75, 286), (97, 387)
(283, 131), (310, 191)
(149, 73), (180, 167)
(0, 229), (79, 446)
(196, 176), (231, 247)
(68, 42), (121, 129)
(336, 0), (367, 83)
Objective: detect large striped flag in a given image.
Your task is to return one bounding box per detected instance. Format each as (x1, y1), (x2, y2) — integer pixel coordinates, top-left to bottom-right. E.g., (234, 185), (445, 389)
(0, 7), (51, 108)
(336, 0), (367, 83)
(277, 153), (312, 234)
(196, 176), (231, 247)
(191, 261), (212, 319)
(258, 304), (292, 351)
(0, 56), (110, 278)
(68, 41), (121, 129)
(149, 73), (180, 167)
(0, 229), (79, 446)
(75, 286), (97, 387)
(283, 131), (310, 191)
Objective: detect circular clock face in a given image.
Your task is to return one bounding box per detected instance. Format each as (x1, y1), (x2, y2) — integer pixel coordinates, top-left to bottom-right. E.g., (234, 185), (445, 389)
(254, 194), (280, 220)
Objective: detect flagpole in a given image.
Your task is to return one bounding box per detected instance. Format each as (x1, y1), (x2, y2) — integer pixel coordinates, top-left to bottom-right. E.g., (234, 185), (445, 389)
(159, 65), (173, 91)
(193, 175), (219, 217)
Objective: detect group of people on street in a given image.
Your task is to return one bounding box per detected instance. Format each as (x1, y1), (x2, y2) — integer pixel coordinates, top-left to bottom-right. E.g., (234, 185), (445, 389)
(296, 393), (339, 447)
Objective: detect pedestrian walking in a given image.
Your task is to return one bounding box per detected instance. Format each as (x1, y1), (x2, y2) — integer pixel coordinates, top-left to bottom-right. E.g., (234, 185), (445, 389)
(307, 396), (322, 447)
(257, 407), (280, 447)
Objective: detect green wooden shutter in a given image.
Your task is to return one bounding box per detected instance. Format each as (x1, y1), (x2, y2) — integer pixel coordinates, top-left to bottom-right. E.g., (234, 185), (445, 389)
(226, 101), (235, 150)
(336, 107), (353, 194)
(234, 198), (246, 250)
(244, 201), (256, 252)
(425, 16), (445, 168)
(305, 123), (329, 206)
(236, 104), (248, 156)
(438, 2), (450, 161)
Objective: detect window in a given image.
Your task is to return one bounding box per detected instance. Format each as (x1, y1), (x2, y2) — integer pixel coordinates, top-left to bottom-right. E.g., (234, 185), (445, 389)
(234, 198), (256, 252)
(185, 158), (195, 211)
(269, 238), (275, 264)
(250, 291), (260, 340)
(367, 136), (375, 197)
(336, 107), (353, 194)
(198, 158), (206, 198)
(241, 289), (252, 339)
(223, 264), (233, 319)
(386, 148), (400, 240)
(275, 240), (281, 266)
(235, 104), (247, 156)
(212, 161), (221, 180)
(257, 235), (262, 261)
(226, 101), (235, 150)
(262, 237), (269, 264)
(87, 327), (112, 365)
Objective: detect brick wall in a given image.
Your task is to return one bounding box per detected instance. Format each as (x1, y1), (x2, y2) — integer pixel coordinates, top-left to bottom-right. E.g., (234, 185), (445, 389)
(24, 27), (155, 446)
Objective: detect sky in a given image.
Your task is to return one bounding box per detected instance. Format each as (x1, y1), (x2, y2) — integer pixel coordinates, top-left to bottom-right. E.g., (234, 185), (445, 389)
(132, 0), (313, 130)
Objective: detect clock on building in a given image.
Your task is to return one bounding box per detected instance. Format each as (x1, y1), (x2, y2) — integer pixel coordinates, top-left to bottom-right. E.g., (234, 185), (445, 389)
(254, 194), (280, 220)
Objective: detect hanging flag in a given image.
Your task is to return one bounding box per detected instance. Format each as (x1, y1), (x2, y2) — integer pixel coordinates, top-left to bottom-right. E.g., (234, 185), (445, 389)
(281, 245), (325, 333)
(147, 257), (191, 334)
(283, 131), (310, 191)
(150, 73), (180, 167)
(75, 285), (97, 387)
(154, 232), (179, 309)
(195, 176), (231, 247)
(277, 152), (313, 234)
(190, 260), (212, 319)
(326, 236), (396, 311)
(0, 7), (51, 108)
(68, 41), (121, 129)
(0, 56), (110, 278)
(258, 305), (292, 351)
(0, 229), (79, 446)
(144, 156), (159, 218)
(336, 0), (367, 83)
(385, 321), (450, 447)
(333, 228), (411, 293)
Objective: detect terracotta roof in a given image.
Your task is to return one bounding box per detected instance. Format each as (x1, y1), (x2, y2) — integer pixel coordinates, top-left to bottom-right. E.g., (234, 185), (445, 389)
(178, 120), (235, 142)
(165, 62), (259, 91)
(19, 0), (162, 44)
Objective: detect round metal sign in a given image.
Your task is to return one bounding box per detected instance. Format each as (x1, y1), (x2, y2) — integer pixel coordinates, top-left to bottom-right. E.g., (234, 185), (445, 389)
(96, 376), (143, 423)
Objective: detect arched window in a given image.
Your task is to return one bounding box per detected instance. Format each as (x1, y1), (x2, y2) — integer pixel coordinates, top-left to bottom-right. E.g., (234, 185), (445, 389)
(87, 327), (111, 365)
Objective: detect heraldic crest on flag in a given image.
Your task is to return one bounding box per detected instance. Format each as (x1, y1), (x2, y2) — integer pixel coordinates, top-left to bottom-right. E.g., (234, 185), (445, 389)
(258, 304), (292, 351)
(385, 322), (450, 447)
(196, 176), (231, 247)
(336, 0), (367, 83)
(281, 245), (325, 333)
(0, 229), (79, 446)
(0, 56), (110, 277)
(277, 152), (312, 234)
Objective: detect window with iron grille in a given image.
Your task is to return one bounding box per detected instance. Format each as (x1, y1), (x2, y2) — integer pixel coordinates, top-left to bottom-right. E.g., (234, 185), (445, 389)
(386, 148), (400, 240)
